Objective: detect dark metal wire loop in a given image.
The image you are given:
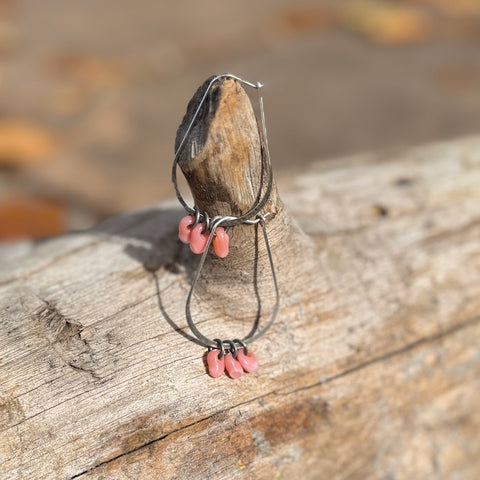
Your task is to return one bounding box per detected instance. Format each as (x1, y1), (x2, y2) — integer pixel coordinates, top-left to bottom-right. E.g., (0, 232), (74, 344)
(185, 214), (279, 349)
(192, 206), (201, 228)
(225, 340), (238, 358)
(210, 339), (250, 356)
(233, 338), (248, 355)
(201, 212), (210, 234)
(213, 338), (225, 358)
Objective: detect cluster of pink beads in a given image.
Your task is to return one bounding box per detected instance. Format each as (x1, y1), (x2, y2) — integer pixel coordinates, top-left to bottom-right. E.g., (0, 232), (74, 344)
(207, 345), (258, 379)
(178, 216), (229, 258)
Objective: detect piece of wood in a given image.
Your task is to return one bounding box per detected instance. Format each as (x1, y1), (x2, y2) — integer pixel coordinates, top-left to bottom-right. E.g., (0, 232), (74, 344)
(1, 75), (480, 479)
(173, 75), (308, 333)
(175, 75), (281, 219)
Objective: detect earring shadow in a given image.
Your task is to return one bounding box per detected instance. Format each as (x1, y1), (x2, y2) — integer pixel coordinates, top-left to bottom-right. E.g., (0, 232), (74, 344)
(90, 206), (264, 347)
(90, 207), (202, 343)
(151, 269), (206, 347)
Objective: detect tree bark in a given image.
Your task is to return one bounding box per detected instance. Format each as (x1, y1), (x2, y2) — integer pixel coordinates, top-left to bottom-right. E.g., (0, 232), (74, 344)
(0, 76), (479, 480)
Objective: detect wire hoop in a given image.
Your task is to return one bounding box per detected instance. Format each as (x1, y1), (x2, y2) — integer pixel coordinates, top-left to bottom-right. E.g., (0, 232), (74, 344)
(185, 215), (279, 349)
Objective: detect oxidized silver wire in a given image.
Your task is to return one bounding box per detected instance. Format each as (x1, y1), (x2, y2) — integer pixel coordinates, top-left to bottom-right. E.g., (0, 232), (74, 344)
(173, 74), (279, 352)
(185, 214), (279, 350)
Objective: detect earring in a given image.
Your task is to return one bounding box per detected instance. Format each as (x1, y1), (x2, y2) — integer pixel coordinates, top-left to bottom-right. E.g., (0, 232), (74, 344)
(171, 74), (279, 379)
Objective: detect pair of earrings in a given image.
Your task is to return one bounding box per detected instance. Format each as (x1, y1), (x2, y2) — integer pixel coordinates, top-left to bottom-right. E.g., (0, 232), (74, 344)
(206, 340), (258, 378)
(178, 215), (229, 257)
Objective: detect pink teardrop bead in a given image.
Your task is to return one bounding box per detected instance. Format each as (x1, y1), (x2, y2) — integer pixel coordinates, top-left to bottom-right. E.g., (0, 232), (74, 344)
(237, 348), (259, 373)
(178, 216), (194, 244)
(189, 223), (209, 254)
(212, 227), (229, 258)
(206, 350), (225, 378)
(224, 353), (243, 379)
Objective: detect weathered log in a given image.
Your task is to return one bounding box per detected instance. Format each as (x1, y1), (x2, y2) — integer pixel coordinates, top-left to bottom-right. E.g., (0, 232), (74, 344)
(0, 75), (479, 480)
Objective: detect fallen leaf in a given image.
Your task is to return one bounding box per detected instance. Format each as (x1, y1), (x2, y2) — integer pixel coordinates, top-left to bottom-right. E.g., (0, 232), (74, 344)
(270, 5), (338, 35)
(48, 52), (128, 89)
(0, 197), (65, 241)
(340, 0), (430, 45)
(0, 121), (58, 166)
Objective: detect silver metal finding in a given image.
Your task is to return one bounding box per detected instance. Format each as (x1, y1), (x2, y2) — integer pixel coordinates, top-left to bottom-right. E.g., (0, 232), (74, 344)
(192, 206), (201, 228)
(201, 212), (211, 234)
(233, 338), (248, 355)
(225, 340), (238, 359)
(213, 338), (225, 358)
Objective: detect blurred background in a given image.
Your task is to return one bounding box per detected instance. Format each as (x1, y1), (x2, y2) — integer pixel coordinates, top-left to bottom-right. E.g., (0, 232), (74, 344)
(0, 0), (479, 242)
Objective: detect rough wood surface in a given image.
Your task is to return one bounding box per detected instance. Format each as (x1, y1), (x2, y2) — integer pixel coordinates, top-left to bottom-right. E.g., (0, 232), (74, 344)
(1, 78), (480, 479)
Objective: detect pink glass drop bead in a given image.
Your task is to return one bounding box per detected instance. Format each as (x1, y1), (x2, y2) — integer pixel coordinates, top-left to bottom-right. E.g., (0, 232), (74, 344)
(206, 350), (225, 378)
(212, 227), (229, 258)
(178, 216), (194, 244)
(224, 353), (243, 379)
(237, 348), (258, 373)
(189, 223), (209, 254)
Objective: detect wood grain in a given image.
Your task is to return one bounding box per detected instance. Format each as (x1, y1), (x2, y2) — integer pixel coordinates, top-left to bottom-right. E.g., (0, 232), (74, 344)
(0, 77), (479, 480)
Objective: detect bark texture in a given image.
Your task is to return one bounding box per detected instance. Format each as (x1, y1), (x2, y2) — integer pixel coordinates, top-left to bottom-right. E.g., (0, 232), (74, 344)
(0, 76), (479, 480)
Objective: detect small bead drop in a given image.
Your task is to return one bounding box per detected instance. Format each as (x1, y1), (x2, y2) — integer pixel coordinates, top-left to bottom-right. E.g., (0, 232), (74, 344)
(206, 350), (225, 378)
(224, 353), (243, 379)
(189, 223), (209, 254)
(178, 216), (194, 244)
(237, 348), (258, 373)
(212, 227), (229, 258)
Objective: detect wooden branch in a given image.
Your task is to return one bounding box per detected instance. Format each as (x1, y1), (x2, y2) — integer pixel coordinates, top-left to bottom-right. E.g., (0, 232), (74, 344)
(0, 74), (479, 480)
(175, 75), (281, 219)
(172, 76), (310, 328)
